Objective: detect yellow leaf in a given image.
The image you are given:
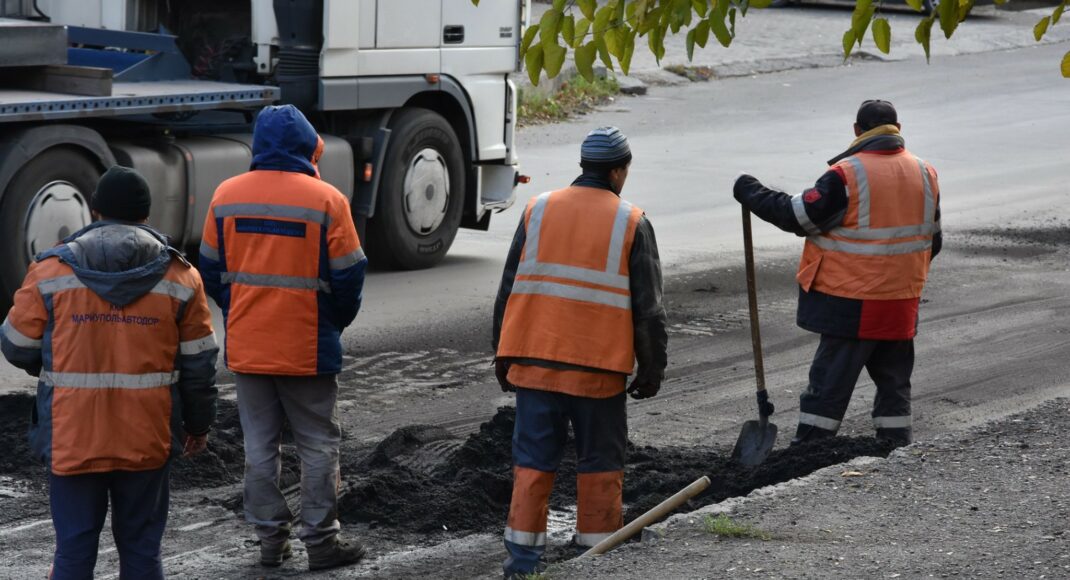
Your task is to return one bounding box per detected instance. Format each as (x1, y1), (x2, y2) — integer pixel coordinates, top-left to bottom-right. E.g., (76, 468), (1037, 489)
(1062, 50), (1070, 78)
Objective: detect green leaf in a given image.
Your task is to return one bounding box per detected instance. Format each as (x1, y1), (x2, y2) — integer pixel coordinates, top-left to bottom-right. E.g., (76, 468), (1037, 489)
(915, 16), (934, 62)
(851, 0), (876, 47)
(872, 18), (891, 53)
(594, 5), (614, 35)
(562, 14), (576, 47)
(692, 0), (710, 17)
(749, 0), (774, 7)
(621, 30), (636, 75)
(842, 29), (856, 61)
(574, 19), (591, 47)
(711, 15), (732, 47)
(605, 26), (625, 59)
(905, 0), (924, 12)
(553, 0), (566, 10)
(539, 9), (564, 49)
(686, 28), (696, 61)
(647, 25), (666, 63)
(597, 36), (615, 69)
(694, 19), (711, 47)
(519, 25), (539, 59)
(1054, 3), (1065, 24)
(1035, 15), (1051, 41)
(578, 0), (597, 20)
(939, 0), (959, 39)
(575, 42), (598, 81)
(1062, 49), (1070, 77)
(729, 7), (737, 36)
(543, 42), (567, 78)
(470, 0), (478, 5)
(525, 43), (544, 86)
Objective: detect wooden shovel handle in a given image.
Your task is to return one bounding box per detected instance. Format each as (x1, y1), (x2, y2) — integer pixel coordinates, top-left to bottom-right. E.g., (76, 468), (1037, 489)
(742, 206), (766, 394)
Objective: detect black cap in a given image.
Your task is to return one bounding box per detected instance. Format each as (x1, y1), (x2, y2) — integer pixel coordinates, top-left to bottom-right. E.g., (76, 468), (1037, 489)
(856, 100), (898, 131)
(91, 165), (151, 222)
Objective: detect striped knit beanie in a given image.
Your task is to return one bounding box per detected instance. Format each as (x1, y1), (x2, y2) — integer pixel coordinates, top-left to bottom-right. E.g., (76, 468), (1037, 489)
(580, 126), (632, 170)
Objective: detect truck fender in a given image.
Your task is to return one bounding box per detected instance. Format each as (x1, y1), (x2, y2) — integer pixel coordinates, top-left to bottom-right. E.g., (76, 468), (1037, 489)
(0, 125), (116, 205)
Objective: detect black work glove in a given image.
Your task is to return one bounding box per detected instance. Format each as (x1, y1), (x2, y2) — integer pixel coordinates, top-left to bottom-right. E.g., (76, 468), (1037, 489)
(494, 359), (515, 393)
(757, 390), (775, 417)
(733, 173), (757, 203)
(627, 376), (660, 400)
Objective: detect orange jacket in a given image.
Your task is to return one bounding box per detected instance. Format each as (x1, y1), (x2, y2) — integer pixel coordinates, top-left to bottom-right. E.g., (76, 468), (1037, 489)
(1, 223), (218, 475)
(797, 149), (940, 301)
(497, 187), (644, 395)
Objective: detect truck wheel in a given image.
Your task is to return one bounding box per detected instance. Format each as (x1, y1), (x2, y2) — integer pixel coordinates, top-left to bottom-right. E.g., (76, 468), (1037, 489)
(367, 108), (465, 269)
(0, 149), (99, 311)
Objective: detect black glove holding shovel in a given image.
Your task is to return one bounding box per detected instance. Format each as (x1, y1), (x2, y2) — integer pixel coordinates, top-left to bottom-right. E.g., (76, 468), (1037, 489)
(494, 359), (515, 392)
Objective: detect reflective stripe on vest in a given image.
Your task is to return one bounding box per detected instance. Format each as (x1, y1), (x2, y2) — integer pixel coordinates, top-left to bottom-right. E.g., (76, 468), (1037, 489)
(40, 371), (179, 389)
(814, 155), (936, 255)
(213, 202), (330, 226)
(220, 272), (331, 293)
(1, 318), (41, 349)
(37, 275), (194, 303)
(513, 192), (633, 309)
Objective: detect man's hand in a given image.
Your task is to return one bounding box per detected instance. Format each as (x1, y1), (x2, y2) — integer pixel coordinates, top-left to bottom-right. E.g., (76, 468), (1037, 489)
(733, 173), (757, 203)
(627, 377), (660, 400)
(182, 434), (208, 458)
(494, 359), (515, 393)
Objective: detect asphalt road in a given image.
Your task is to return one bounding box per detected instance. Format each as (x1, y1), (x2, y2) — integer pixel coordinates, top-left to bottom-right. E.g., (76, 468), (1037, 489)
(0, 36), (1068, 580)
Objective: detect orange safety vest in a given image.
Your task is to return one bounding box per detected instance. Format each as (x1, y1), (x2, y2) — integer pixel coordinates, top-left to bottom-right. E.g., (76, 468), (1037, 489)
(497, 186), (643, 376)
(795, 150), (940, 301)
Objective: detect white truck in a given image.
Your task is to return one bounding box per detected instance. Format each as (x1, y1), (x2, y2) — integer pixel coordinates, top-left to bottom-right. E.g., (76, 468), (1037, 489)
(0, 0), (526, 309)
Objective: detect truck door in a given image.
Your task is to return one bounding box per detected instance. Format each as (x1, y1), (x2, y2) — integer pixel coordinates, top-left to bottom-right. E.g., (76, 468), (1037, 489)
(376, 0), (442, 49)
(441, 0), (520, 49)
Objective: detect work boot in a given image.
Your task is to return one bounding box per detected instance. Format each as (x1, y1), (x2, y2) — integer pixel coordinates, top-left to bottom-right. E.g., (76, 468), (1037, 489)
(260, 539), (293, 567)
(789, 424), (836, 446)
(307, 536), (367, 571)
(876, 427), (912, 448)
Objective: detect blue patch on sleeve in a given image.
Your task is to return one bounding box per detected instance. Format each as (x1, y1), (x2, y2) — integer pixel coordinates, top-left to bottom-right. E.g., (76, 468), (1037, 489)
(234, 218), (307, 238)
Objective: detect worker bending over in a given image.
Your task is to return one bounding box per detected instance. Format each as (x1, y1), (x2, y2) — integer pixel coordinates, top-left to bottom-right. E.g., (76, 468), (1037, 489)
(734, 100), (941, 446)
(493, 127), (668, 578)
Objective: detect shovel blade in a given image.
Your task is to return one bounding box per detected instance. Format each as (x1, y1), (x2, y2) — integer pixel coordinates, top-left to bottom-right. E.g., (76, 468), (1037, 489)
(731, 419), (778, 467)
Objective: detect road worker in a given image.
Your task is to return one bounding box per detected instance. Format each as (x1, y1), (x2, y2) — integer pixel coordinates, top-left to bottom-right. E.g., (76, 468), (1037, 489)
(493, 127), (668, 578)
(0, 165), (219, 579)
(198, 104), (368, 571)
(734, 100), (942, 446)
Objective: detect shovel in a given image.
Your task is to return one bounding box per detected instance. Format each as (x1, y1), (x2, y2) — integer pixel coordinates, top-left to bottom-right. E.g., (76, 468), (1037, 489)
(731, 206), (778, 467)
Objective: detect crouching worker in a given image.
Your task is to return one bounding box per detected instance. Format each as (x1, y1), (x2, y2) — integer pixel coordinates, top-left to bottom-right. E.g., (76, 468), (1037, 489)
(0, 166), (219, 579)
(492, 127), (668, 578)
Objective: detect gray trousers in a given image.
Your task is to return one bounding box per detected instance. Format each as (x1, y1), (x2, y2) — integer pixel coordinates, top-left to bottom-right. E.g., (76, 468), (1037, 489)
(235, 373), (342, 546)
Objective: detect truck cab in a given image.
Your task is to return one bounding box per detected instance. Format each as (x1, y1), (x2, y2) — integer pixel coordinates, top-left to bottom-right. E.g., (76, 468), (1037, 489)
(0, 0), (526, 309)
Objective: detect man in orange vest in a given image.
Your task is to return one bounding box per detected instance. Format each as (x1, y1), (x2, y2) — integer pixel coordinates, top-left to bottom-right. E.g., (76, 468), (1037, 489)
(493, 127), (668, 577)
(1, 165), (219, 579)
(198, 105), (368, 571)
(734, 100), (942, 447)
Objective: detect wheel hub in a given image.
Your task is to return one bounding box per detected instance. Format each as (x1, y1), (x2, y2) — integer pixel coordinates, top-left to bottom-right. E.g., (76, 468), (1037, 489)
(23, 181), (91, 261)
(402, 148), (450, 236)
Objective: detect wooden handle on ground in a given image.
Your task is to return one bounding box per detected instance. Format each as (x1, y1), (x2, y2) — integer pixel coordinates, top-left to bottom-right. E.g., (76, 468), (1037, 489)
(742, 207), (766, 394)
(579, 475), (712, 558)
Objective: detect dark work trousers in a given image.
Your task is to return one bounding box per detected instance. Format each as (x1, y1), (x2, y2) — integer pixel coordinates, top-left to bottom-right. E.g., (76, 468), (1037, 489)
(795, 335), (914, 444)
(49, 464), (170, 580)
(504, 388), (628, 577)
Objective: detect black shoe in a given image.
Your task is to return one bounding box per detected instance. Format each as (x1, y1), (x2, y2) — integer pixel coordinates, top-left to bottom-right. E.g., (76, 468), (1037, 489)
(260, 539), (292, 567)
(307, 536), (367, 571)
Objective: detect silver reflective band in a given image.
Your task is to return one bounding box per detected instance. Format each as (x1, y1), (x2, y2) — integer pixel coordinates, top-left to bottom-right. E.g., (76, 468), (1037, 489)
(845, 156), (871, 229)
(604, 199), (634, 274)
(809, 236), (932, 256)
(829, 223), (936, 241)
(575, 532), (614, 547)
(221, 272), (331, 293)
(199, 241), (219, 262)
(916, 156), (936, 224)
(38, 275), (86, 295)
(504, 527), (547, 547)
(180, 334), (218, 356)
(791, 193), (822, 235)
(328, 248), (366, 270)
(41, 371), (179, 389)
(521, 192), (552, 265)
(798, 412), (842, 431)
(213, 203), (330, 226)
(1, 318), (41, 349)
(512, 280), (630, 310)
(516, 262), (629, 290)
(873, 415), (912, 429)
(151, 280), (194, 302)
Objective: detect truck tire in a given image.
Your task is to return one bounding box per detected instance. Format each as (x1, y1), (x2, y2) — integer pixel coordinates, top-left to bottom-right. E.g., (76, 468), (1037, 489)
(0, 149), (99, 311)
(366, 108), (465, 269)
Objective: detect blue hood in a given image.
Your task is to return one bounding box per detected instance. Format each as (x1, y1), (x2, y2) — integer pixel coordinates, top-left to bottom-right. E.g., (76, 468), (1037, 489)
(39, 221), (183, 307)
(250, 105), (319, 176)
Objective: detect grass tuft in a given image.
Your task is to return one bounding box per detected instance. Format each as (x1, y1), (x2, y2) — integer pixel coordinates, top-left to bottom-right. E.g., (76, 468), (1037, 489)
(702, 514), (772, 540)
(517, 75), (620, 126)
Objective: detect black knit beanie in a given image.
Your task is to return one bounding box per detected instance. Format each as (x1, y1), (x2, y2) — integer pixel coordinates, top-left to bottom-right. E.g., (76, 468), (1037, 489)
(91, 165), (151, 222)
